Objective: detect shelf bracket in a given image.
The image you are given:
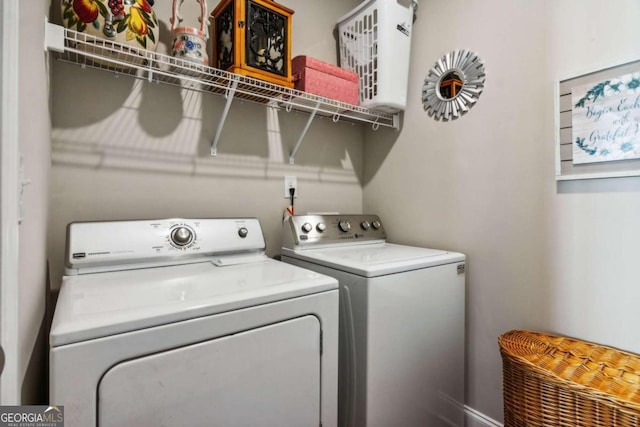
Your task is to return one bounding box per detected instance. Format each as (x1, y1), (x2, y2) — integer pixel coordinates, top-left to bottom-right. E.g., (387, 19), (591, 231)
(289, 101), (321, 165)
(211, 76), (239, 156)
(44, 21), (65, 53)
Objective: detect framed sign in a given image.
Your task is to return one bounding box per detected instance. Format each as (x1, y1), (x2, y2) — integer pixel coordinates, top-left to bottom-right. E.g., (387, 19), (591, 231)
(555, 58), (640, 180)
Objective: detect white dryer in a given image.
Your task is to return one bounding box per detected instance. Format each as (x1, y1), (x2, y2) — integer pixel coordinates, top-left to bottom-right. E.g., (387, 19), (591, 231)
(50, 218), (338, 427)
(282, 214), (466, 427)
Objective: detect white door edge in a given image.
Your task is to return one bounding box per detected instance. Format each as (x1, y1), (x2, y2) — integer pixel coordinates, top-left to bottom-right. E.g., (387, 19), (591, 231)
(0, 0), (21, 405)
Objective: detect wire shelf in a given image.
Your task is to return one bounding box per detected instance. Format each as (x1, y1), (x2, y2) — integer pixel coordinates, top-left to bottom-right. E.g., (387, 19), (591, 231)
(47, 24), (398, 131)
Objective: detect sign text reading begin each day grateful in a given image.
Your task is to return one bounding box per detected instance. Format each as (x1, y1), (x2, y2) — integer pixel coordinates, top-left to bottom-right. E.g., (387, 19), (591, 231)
(571, 72), (640, 164)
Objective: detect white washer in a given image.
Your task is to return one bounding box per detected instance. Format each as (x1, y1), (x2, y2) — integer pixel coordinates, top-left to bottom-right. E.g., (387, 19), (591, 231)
(50, 218), (338, 427)
(282, 214), (466, 427)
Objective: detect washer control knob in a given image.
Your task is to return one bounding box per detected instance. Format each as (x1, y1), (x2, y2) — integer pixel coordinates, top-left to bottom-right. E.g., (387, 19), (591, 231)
(238, 227), (248, 238)
(301, 223), (313, 233)
(171, 227), (193, 246)
(338, 220), (351, 233)
(360, 221), (371, 230)
(316, 223), (327, 233)
(371, 220), (382, 230)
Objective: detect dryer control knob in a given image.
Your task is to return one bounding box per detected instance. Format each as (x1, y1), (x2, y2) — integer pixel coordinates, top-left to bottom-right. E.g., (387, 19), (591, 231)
(301, 223), (313, 233)
(360, 221), (370, 230)
(316, 223), (327, 232)
(171, 227), (193, 246)
(371, 220), (382, 230)
(238, 227), (248, 238)
(338, 220), (351, 232)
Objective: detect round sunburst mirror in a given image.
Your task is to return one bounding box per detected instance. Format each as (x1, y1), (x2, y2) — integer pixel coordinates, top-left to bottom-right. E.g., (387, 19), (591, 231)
(422, 50), (486, 121)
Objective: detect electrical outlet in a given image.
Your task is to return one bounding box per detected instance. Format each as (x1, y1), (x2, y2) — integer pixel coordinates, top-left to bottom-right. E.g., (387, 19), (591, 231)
(284, 176), (297, 198)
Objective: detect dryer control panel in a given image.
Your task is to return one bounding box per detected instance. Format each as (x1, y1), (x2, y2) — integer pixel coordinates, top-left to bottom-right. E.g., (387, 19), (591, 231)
(65, 218), (266, 274)
(283, 214), (386, 248)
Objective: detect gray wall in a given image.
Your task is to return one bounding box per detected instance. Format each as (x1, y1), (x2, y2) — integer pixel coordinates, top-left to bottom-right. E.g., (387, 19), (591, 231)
(364, 0), (640, 421)
(49, 0), (363, 287)
(19, 0), (50, 403)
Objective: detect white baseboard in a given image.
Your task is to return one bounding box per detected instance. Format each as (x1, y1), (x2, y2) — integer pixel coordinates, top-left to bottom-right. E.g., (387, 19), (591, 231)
(464, 405), (503, 427)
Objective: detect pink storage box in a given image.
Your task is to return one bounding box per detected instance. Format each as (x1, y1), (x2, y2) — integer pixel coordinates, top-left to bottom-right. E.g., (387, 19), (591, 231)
(292, 56), (359, 106)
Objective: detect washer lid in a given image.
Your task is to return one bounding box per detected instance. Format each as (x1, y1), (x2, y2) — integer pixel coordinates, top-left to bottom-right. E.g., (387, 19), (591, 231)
(50, 259), (337, 347)
(283, 243), (465, 277)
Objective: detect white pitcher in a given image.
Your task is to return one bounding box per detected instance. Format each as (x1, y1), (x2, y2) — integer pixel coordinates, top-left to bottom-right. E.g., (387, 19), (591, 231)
(170, 0), (209, 66)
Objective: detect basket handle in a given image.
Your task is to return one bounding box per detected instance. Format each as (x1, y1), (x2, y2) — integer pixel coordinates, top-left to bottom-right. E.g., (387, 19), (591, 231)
(170, 0), (182, 33)
(171, 0), (209, 36)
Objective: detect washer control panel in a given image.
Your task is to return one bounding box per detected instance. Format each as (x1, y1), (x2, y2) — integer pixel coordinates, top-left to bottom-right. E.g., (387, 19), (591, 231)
(285, 214), (386, 247)
(66, 218), (265, 274)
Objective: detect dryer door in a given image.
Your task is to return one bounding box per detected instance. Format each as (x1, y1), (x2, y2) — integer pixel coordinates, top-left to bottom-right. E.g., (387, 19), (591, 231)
(98, 315), (321, 427)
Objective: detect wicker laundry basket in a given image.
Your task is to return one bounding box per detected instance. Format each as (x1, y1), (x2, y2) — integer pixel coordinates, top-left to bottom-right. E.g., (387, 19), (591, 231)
(499, 330), (640, 427)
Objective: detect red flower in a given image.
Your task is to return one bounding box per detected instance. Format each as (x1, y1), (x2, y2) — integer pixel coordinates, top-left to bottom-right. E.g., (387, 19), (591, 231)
(72, 0), (99, 23)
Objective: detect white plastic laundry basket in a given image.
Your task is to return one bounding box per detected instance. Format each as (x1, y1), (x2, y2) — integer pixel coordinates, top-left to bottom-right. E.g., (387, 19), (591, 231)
(337, 0), (416, 113)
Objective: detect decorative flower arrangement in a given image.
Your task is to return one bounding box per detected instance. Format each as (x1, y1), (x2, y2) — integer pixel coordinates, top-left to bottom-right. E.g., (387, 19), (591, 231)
(61, 0), (158, 49)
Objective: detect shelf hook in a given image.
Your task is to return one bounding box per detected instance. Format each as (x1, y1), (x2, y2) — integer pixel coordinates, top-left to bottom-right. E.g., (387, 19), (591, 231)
(289, 102), (321, 165)
(372, 118), (380, 131)
(332, 113), (341, 123)
(285, 102), (293, 113)
(211, 76), (239, 156)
